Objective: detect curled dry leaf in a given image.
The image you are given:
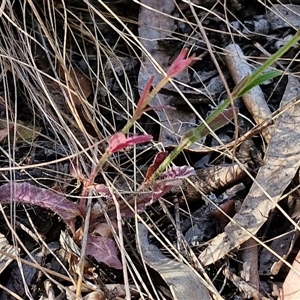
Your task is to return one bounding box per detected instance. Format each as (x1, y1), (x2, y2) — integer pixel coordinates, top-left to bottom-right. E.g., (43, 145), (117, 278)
(0, 182), (82, 234)
(175, 163), (248, 203)
(49, 64), (98, 138)
(211, 199), (235, 230)
(56, 64), (92, 106)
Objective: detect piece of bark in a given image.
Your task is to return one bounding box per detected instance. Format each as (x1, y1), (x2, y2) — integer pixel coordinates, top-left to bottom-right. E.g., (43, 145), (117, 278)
(175, 163), (248, 203)
(199, 75), (300, 266)
(240, 238), (259, 292)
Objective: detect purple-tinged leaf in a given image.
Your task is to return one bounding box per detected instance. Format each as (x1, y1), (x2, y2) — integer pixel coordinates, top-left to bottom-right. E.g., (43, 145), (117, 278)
(94, 184), (113, 199)
(0, 182), (81, 234)
(135, 76), (154, 117)
(144, 152), (168, 182)
(108, 132), (153, 153)
(104, 165), (196, 220)
(156, 165), (196, 186)
(86, 234), (122, 269)
(167, 48), (195, 78)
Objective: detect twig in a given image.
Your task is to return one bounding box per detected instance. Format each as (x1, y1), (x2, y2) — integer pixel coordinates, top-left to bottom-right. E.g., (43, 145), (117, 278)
(223, 267), (269, 300)
(224, 43), (273, 142)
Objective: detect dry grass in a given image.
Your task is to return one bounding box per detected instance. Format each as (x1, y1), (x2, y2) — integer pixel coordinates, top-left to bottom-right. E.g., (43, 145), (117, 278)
(0, 0), (300, 299)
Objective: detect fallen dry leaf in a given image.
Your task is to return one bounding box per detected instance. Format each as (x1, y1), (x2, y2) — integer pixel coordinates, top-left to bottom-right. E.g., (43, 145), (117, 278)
(211, 200), (235, 230)
(175, 163), (248, 203)
(56, 64), (92, 106)
(266, 4), (300, 30)
(223, 267), (269, 300)
(137, 223), (212, 300)
(280, 248), (300, 300)
(0, 119), (41, 144)
(48, 64), (98, 138)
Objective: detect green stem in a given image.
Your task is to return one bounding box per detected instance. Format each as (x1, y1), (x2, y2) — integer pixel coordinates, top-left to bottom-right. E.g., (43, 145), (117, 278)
(250, 30), (300, 83)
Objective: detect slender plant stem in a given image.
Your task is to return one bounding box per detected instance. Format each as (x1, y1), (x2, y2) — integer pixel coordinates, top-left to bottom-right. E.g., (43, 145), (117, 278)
(122, 76), (170, 134)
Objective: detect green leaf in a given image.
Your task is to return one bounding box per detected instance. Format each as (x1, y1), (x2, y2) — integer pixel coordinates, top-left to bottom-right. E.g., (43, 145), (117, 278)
(237, 70), (282, 97)
(232, 75), (250, 98)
